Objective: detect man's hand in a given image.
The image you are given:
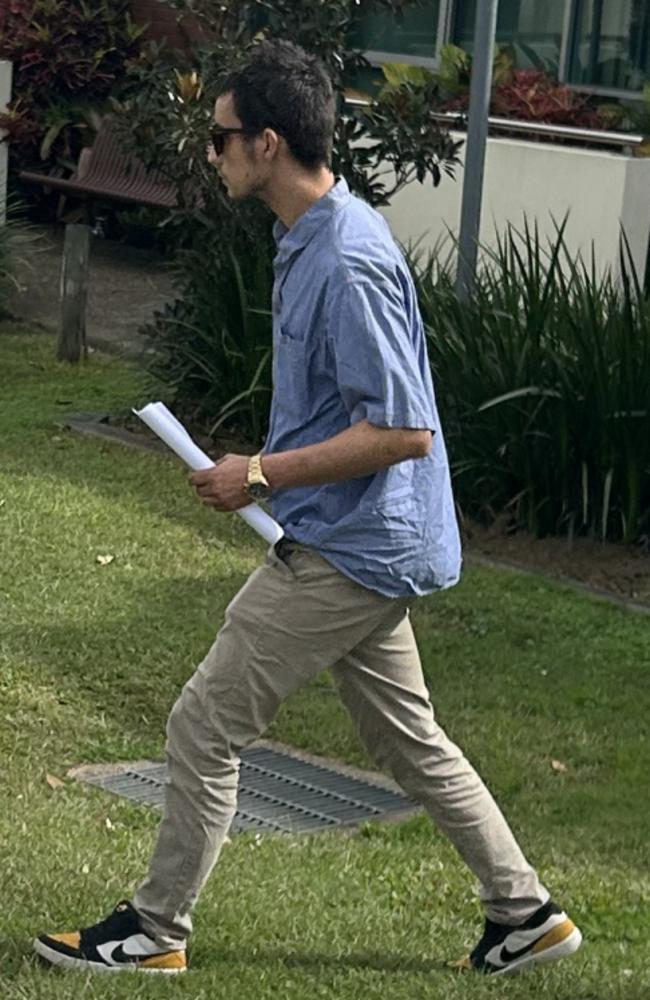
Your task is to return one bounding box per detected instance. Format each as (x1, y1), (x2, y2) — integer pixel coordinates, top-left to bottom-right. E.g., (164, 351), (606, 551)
(189, 455), (250, 511)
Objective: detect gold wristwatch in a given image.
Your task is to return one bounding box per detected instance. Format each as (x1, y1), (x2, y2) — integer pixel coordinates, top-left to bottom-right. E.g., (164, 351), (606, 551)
(244, 452), (271, 500)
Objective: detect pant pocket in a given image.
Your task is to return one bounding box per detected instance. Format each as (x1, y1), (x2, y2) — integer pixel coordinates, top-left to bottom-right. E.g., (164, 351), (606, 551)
(268, 539), (298, 580)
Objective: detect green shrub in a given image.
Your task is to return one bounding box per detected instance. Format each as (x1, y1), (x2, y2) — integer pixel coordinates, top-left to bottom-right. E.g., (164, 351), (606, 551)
(142, 225), (275, 445)
(380, 46), (636, 135)
(412, 224), (650, 544)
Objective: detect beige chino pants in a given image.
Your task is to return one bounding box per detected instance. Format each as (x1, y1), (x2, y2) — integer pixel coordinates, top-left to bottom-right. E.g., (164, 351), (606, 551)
(133, 542), (548, 949)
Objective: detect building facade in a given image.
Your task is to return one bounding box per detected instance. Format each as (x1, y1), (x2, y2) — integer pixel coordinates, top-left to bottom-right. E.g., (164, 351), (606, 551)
(348, 1), (650, 283)
(355, 0), (650, 99)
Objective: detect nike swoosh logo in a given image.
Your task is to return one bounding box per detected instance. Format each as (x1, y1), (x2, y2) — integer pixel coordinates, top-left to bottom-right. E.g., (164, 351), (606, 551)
(500, 933), (545, 963)
(109, 944), (143, 964)
(96, 940), (157, 965)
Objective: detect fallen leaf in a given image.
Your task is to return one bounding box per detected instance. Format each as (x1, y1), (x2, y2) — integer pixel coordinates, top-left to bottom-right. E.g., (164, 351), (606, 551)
(550, 759), (568, 773)
(46, 773), (65, 790)
(448, 956), (472, 971)
(96, 554), (115, 566)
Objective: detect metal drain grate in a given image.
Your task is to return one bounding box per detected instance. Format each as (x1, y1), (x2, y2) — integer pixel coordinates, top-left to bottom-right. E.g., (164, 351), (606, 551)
(81, 745), (418, 834)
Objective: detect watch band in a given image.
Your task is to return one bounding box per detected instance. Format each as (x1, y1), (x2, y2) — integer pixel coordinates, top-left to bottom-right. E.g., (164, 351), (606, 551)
(246, 452), (270, 490)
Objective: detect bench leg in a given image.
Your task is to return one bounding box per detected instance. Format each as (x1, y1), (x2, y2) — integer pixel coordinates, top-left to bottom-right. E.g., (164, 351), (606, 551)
(58, 223), (90, 363)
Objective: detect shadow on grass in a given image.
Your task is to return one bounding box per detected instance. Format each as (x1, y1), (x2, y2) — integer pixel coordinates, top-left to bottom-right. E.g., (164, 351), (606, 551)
(208, 944), (453, 976)
(2, 938), (453, 980)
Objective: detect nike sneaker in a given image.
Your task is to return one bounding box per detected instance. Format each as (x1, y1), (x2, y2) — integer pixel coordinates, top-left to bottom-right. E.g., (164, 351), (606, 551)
(33, 900), (187, 974)
(456, 899), (582, 976)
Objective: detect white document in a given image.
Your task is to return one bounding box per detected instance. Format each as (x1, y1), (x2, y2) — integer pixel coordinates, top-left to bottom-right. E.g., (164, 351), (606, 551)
(133, 402), (284, 546)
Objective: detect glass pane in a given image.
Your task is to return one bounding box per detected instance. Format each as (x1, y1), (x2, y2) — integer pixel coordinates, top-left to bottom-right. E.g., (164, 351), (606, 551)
(453, 0), (565, 72)
(349, 1), (439, 59)
(568, 0), (650, 91)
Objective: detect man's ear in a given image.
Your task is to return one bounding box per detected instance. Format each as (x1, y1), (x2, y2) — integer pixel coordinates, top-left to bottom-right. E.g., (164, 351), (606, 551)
(262, 127), (281, 160)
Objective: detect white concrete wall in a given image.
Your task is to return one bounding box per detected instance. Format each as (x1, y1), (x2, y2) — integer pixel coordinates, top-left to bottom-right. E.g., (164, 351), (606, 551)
(0, 61), (12, 225)
(620, 156), (650, 281)
(380, 134), (650, 283)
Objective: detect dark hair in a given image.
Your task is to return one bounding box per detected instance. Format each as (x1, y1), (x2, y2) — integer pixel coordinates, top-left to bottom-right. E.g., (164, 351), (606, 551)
(220, 40), (335, 169)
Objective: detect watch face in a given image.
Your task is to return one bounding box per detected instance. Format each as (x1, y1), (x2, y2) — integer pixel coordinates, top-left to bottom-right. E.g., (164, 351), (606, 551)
(247, 481), (270, 501)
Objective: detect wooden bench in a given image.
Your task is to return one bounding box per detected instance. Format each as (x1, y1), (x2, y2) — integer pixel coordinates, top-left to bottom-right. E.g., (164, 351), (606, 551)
(20, 116), (186, 361)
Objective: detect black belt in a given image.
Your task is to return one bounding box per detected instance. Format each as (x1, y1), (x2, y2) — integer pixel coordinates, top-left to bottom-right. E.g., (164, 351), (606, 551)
(274, 536), (294, 560)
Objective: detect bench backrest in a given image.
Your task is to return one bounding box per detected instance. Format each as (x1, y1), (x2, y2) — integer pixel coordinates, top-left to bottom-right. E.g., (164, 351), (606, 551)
(78, 117), (178, 208)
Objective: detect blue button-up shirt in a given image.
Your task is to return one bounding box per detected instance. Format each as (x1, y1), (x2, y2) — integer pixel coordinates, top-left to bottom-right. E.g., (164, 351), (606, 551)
(264, 178), (461, 598)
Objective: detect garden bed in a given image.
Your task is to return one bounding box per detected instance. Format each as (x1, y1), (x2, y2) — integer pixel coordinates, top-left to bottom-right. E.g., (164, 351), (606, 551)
(465, 522), (650, 607)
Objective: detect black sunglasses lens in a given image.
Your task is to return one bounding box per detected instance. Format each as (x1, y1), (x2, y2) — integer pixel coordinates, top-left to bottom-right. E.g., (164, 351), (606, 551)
(210, 130), (225, 155)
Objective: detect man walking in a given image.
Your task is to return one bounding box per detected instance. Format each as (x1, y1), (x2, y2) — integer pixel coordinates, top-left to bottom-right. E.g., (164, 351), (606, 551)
(35, 40), (581, 977)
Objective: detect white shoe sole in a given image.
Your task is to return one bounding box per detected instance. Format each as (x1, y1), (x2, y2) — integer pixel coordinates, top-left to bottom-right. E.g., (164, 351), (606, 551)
(493, 926), (583, 976)
(33, 938), (186, 974)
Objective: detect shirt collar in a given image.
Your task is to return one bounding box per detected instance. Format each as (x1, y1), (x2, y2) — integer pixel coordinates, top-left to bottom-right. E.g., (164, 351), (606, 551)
(273, 177), (350, 260)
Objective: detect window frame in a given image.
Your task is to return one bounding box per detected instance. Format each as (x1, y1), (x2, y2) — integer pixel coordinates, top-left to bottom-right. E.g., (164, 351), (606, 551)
(356, 0), (649, 99)
(558, 0), (649, 98)
(359, 0), (454, 69)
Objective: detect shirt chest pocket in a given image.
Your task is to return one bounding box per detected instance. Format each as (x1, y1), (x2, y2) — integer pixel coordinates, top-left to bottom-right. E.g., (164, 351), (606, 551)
(273, 325), (312, 414)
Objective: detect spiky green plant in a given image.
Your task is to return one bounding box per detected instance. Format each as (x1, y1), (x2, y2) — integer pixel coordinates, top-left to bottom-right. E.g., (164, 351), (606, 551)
(142, 230), (274, 445)
(414, 223), (650, 544)
(0, 196), (42, 319)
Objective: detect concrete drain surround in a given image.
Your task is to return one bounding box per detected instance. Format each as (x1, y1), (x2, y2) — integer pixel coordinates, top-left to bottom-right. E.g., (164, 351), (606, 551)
(81, 745), (417, 834)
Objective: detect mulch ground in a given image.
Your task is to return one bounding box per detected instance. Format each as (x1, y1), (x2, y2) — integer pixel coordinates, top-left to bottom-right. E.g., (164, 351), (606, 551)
(464, 522), (650, 606)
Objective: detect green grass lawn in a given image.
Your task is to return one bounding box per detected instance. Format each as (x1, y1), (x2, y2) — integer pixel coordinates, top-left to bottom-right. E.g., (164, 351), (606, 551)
(1, 328), (649, 1000)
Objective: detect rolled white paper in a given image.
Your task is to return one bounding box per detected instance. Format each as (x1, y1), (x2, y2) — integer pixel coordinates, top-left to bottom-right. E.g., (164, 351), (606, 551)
(133, 402), (284, 546)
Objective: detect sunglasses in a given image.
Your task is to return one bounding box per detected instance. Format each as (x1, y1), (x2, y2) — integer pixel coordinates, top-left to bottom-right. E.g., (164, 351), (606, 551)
(209, 124), (257, 156)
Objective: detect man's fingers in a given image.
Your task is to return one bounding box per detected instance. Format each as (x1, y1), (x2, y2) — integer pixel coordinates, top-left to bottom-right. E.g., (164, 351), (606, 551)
(189, 469), (213, 486)
(189, 458), (229, 487)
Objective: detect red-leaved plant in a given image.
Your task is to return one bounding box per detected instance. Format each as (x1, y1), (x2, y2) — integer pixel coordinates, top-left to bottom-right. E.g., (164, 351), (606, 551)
(491, 69), (604, 128)
(440, 66), (607, 130)
(0, 0), (146, 168)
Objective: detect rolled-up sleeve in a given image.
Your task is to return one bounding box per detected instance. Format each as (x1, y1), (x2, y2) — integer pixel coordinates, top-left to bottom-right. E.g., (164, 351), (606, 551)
(326, 271), (437, 430)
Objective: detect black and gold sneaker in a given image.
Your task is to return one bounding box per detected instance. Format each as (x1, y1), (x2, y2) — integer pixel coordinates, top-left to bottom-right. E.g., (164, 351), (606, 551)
(33, 900), (187, 974)
(454, 899), (582, 976)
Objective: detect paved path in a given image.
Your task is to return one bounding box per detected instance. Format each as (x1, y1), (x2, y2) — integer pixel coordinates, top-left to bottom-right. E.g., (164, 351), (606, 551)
(6, 224), (175, 357)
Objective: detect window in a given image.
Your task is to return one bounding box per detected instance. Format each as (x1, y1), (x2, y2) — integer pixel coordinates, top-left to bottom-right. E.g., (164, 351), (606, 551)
(567, 0), (650, 91)
(347, 0), (650, 96)
(453, 0), (566, 71)
(349, 0), (440, 61)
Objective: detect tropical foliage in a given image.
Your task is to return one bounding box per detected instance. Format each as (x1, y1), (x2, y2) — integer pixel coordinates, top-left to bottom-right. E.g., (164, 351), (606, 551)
(382, 45), (618, 131)
(413, 225), (650, 544)
(0, 0), (147, 175)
